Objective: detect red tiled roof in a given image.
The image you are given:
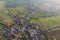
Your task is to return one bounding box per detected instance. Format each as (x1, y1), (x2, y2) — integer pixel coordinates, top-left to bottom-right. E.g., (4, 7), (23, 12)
(46, 30), (60, 36)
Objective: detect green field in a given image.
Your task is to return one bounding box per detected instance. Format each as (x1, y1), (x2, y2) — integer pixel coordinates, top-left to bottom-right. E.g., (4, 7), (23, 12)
(0, 8), (60, 31)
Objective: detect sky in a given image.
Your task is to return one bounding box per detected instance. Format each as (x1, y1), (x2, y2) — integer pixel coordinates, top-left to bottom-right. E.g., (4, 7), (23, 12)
(32, 0), (60, 11)
(0, 0), (60, 12)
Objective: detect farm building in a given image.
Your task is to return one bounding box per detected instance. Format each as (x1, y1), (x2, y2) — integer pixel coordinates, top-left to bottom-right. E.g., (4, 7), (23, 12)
(46, 30), (60, 40)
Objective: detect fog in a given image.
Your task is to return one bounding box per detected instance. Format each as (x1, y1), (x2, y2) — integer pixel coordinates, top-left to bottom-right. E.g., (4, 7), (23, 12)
(0, 0), (60, 14)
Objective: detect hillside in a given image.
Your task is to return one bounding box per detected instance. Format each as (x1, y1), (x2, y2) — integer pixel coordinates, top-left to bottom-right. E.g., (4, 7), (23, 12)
(0, 0), (60, 31)
(0, 8), (60, 31)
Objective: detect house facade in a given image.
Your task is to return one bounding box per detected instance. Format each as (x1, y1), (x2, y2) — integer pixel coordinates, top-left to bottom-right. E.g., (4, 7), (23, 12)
(46, 30), (60, 40)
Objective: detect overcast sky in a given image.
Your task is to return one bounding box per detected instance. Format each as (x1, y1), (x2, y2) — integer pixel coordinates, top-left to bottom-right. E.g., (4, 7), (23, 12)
(0, 0), (60, 12)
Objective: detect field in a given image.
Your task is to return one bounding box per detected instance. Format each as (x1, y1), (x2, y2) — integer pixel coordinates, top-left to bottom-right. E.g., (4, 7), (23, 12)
(0, 8), (60, 31)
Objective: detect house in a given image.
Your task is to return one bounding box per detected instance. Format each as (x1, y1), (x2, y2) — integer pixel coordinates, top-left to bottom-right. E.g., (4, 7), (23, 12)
(46, 30), (60, 40)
